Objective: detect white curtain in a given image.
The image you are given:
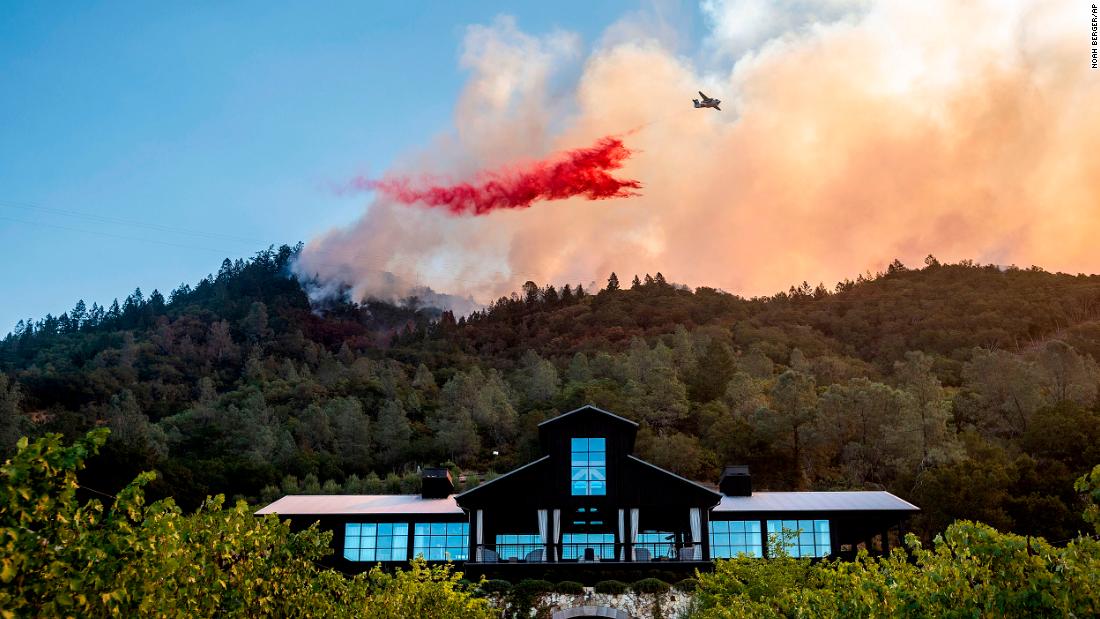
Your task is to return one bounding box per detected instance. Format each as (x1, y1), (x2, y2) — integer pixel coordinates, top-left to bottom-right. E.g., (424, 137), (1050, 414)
(552, 509), (561, 561)
(476, 509), (484, 561)
(630, 508), (639, 560)
(538, 509), (548, 559)
(618, 509), (625, 560)
(689, 508), (702, 560)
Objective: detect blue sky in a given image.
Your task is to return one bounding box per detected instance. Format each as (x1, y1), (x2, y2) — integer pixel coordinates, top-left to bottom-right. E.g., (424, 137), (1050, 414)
(0, 1), (692, 332)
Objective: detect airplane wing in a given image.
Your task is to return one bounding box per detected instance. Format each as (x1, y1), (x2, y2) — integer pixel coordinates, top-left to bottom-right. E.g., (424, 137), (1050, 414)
(714, 104), (721, 111)
(698, 91), (709, 99)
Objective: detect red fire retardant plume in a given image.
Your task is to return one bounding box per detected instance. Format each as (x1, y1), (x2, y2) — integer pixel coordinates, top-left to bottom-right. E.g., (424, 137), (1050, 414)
(351, 136), (642, 215)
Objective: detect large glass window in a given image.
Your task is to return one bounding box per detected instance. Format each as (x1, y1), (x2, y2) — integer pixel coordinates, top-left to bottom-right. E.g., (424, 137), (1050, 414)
(767, 520), (830, 558)
(710, 520), (762, 558)
(494, 534), (543, 560)
(344, 522), (408, 562)
(413, 522), (469, 561)
(570, 437), (607, 496)
(563, 533), (615, 559)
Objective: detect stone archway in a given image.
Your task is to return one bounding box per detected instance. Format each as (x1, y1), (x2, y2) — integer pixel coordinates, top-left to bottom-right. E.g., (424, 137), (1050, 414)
(552, 606), (633, 619)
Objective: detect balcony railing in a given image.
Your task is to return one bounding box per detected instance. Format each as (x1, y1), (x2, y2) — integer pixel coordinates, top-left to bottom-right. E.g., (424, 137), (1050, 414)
(474, 543), (702, 563)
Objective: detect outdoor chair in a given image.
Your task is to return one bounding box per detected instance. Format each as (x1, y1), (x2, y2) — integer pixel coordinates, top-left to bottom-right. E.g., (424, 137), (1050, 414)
(524, 548), (546, 562)
(633, 548), (651, 562)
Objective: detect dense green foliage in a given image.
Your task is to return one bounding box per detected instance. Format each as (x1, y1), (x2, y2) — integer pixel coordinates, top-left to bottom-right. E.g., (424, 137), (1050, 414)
(688, 467), (1100, 617)
(0, 430), (492, 618)
(3, 246), (1100, 541)
(631, 578), (671, 594)
(595, 580), (629, 595)
(554, 580), (585, 594)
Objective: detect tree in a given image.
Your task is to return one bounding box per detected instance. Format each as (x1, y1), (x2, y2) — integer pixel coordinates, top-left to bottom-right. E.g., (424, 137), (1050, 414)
(514, 350), (561, 406)
(894, 351), (957, 466)
(0, 375), (26, 457)
(375, 400), (412, 470)
(962, 348), (1047, 435)
(329, 397), (371, 469)
(767, 370), (818, 485)
(1036, 340), (1099, 407)
(606, 272), (620, 291)
(814, 378), (914, 485)
(686, 339), (737, 403)
(631, 275), (642, 289)
(105, 390), (167, 459)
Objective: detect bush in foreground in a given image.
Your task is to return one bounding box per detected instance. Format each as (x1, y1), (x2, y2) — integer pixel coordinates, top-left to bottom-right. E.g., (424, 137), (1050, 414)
(0, 431), (493, 618)
(688, 464), (1100, 618)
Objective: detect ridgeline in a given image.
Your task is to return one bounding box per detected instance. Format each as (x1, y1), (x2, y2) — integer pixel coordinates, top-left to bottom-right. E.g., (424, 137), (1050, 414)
(3, 246), (1100, 541)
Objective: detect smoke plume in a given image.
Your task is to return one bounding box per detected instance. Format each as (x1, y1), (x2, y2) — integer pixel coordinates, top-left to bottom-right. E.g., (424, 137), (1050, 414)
(348, 136), (641, 216)
(297, 2), (1100, 310)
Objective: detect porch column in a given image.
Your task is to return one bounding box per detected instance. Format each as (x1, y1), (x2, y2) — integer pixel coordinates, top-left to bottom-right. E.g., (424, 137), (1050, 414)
(629, 508), (639, 560)
(618, 509), (625, 560)
(700, 508), (711, 561)
(475, 509), (484, 561)
(552, 509), (561, 561)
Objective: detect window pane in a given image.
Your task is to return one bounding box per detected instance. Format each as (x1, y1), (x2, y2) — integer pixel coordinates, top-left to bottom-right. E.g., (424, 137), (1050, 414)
(448, 522), (464, 535)
(589, 481), (606, 495)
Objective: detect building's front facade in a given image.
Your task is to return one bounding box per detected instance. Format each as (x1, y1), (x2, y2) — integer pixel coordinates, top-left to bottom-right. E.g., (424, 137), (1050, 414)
(257, 405), (918, 580)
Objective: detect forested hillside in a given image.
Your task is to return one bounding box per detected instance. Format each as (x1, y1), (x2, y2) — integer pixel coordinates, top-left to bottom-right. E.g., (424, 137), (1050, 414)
(3, 246), (1100, 542)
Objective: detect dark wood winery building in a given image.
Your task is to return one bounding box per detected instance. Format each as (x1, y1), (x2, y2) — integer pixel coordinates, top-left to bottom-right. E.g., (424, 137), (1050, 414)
(257, 405), (918, 580)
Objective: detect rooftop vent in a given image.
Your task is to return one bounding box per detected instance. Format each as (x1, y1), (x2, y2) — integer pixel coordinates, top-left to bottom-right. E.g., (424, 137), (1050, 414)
(421, 467), (455, 499)
(719, 465), (752, 497)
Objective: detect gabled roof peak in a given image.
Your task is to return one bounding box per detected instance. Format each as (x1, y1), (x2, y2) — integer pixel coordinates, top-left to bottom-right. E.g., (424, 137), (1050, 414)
(537, 404), (640, 428)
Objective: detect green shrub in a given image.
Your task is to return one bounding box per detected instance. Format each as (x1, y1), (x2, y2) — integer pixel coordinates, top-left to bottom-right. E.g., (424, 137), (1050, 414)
(595, 580), (628, 595)
(674, 578), (699, 592)
(555, 580), (585, 594)
(632, 578), (671, 594)
(512, 579), (554, 595)
(480, 579), (512, 595)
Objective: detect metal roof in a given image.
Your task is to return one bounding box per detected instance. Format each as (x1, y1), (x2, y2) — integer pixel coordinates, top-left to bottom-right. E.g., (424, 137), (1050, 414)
(254, 494), (464, 516)
(714, 491), (919, 513)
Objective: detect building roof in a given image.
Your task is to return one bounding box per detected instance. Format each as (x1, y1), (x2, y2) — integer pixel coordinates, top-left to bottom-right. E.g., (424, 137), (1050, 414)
(626, 455), (723, 505)
(537, 404), (639, 429)
(714, 491), (919, 513)
(454, 455), (550, 503)
(254, 494), (464, 516)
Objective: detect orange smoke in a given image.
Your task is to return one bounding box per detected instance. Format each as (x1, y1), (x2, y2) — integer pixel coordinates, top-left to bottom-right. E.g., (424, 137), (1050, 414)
(297, 3), (1100, 307)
